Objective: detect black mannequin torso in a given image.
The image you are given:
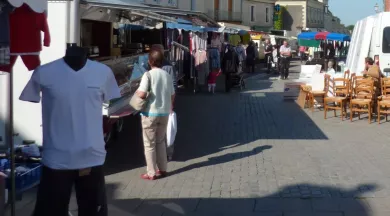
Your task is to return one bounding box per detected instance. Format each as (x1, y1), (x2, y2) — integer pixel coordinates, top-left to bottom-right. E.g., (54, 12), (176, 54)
(63, 44), (88, 71)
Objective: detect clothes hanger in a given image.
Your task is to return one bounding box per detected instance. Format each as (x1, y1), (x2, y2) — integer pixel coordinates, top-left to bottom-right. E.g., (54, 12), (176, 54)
(63, 43), (88, 71)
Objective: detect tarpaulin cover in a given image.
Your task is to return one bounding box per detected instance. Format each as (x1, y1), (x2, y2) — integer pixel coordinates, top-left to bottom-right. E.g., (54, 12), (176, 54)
(297, 32), (317, 40)
(315, 32), (330, 40)
(298, 32), (351, 41)
(298, 39), (320, 47)
(326, 33), (351, 42)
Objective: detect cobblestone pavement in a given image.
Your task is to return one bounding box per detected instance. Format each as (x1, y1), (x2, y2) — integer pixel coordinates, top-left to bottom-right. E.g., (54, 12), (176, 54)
(15, 62), (390, 215)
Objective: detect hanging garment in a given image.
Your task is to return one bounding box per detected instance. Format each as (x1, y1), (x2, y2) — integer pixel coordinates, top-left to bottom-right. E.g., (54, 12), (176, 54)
(209, 49), (220, 70)
(0, 45), (10, 66)
(235, 45), (246, 62)
(222, 47), (239, 74)
(211, 38), (222, 52)
(0, 0), (14, 66)
(0, 0), (14, 45)
(241, 34), (250, 45)
(195, 50), (208, 85)
(162, 60), (177, 89)
(9, 3), (50, 53)
(0, 54), (40, 72)
(229, 35), (241, 46)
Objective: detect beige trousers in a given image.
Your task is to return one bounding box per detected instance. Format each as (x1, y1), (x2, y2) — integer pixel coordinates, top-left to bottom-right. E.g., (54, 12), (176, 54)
(141, 115), (169, 176)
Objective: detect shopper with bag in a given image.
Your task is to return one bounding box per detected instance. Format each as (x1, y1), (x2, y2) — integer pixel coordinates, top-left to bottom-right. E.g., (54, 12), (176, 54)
(132, 49), (175, 180)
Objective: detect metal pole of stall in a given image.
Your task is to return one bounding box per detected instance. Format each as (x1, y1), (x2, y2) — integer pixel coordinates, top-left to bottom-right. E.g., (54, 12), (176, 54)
(6, 69), (15, 216)
(67, 0), (80, 46)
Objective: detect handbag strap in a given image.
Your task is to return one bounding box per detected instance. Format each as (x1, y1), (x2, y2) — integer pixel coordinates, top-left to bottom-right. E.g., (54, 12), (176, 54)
(144, 71), (152, 92)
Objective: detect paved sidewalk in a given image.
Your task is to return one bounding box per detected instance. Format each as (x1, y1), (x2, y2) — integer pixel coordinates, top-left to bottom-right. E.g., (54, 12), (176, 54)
(14, 63), (390, 215)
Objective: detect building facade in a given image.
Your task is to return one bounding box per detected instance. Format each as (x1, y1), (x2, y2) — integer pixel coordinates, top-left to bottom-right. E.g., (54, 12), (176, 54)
(275, 0), (326, 36)
(324, 13), (349, 34)
(242, 0), (275, 30)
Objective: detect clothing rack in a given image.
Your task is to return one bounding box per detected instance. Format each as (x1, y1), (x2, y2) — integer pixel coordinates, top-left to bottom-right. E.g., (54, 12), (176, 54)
(170, 41), (196, 92)
(171, 41), (189, 52)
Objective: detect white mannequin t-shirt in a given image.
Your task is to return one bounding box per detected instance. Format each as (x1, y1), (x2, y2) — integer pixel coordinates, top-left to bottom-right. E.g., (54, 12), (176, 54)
(20, 58), (121, 170)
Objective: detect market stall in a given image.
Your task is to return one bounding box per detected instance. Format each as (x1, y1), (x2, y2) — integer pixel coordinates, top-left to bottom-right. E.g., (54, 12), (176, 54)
(298, 32), (351, 72)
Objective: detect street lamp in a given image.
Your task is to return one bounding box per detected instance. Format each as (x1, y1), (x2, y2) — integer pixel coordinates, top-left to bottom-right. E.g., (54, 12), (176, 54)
(375, 3), (380, 13)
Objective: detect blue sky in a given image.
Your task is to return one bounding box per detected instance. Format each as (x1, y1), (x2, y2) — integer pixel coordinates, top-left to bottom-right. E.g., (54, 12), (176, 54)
(329, 0), (383, 26)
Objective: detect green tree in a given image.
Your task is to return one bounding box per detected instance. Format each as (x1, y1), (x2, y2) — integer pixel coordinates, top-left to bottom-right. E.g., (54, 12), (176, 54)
(274, 6), (286, 30)
(346, 25), (354, 32)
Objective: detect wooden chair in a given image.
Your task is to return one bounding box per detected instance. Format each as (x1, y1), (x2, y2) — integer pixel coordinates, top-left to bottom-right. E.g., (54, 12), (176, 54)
(335, 70), (350, 93)
(350, 79), (375, 123)
(308, 74), (331, 111)
(299, 85), (312, 109)
(324, 78), (350, 120)
(377, 77), (390, 124)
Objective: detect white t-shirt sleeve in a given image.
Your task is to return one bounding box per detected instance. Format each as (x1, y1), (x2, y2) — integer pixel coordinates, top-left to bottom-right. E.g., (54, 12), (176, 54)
(137, 73), (149, 92)
(103, 70), (121, 102)
(19, 69), (41, 103)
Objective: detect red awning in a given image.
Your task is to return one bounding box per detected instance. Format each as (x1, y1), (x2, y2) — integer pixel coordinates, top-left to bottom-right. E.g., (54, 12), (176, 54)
(315, 32), (330, 40)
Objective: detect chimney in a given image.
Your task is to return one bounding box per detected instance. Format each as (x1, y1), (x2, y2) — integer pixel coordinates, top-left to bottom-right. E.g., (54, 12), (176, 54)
(386, 0), (390, 12)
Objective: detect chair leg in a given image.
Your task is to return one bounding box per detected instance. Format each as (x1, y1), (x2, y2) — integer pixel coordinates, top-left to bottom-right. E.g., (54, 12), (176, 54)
(369, 106), (372, 124)
(341, 101), (344, 121)
(324, 106), (327, 119)
(311, 96), (314, 112)
(378, 105), (381, 124)
(333, 107), (336, 117)
(350, 103), (353, 122)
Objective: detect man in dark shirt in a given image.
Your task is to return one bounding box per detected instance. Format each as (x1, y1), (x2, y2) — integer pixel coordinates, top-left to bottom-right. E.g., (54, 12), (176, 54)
(264, 39), (273, 73)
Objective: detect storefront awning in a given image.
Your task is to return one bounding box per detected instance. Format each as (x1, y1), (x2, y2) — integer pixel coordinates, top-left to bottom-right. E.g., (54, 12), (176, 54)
(81, 0), (177, 23)
(146, 8), (219, 27)
(218, 22), (251, 34)
(166, 18), (205, 32)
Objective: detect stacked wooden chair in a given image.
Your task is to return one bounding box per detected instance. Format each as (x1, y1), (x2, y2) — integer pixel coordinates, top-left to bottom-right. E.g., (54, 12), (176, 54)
(377, 77), (390, 124)
(324, 77), (350, 121)
(349, 77), (375, 123)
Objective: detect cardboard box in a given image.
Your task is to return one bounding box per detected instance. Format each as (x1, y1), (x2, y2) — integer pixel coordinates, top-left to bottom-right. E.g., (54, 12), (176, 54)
(283, 80), (310, 100)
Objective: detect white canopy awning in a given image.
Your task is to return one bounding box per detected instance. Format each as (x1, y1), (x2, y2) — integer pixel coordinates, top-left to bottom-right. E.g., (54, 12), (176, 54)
(218, 22), (251, 31)
(81, 0), (177, 23)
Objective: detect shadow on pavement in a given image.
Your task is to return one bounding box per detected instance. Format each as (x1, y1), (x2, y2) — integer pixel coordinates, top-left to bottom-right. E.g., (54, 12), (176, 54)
(104, 183), (378, 216)
(168, 145), (272, 176)
(172, 89), (327, 162)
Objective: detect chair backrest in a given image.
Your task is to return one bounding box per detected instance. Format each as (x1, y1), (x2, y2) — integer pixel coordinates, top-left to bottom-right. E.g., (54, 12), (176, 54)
(349, 73), (356, 95)
(344, 70), (350, 80)
(323, 74), (331, 93)
(355, 75), (365, 81)
(355, 77), (373, 88)
(381, 77), (390, 96)
(333, 78), (350, 96)
(354, 79), (375, 99)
